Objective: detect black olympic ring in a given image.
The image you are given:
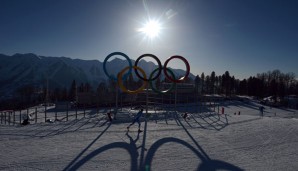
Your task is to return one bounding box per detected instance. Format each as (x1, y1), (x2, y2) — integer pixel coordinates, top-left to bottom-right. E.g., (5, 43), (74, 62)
(134, 54), (162, 82)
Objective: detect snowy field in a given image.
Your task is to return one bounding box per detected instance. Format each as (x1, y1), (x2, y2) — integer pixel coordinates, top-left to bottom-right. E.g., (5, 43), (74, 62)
(0, 100), (298, 171)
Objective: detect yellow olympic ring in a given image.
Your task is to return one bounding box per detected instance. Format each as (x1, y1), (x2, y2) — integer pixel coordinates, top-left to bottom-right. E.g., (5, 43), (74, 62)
(117, 66), (148, 94)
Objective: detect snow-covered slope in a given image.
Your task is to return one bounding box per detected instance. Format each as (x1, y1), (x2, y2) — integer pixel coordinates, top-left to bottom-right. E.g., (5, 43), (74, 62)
(0, 103), (297, 171)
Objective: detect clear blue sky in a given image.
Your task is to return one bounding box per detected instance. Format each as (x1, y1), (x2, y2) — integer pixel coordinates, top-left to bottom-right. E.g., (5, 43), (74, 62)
(1, 0), (297, 79)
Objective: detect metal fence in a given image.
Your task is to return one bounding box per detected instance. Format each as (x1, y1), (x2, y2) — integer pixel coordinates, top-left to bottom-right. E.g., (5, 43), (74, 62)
(0, 93), (225, 126)
(0, 105), (97, 126)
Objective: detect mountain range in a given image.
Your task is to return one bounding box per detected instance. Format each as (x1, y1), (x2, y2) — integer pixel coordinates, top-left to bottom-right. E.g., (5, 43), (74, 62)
(0, 53), (195, 100)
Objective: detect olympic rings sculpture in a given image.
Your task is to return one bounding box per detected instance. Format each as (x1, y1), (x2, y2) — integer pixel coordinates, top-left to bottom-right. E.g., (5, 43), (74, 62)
(103, 52), (190, 94)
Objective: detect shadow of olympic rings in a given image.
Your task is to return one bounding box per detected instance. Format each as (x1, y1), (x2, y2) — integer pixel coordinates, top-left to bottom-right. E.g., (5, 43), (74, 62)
(66, 137), (243, 171)
(67, 142), (138, 171)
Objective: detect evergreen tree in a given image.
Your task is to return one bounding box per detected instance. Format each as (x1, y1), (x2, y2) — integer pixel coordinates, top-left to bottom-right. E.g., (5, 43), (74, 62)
(68, 80), (77, 101)
(62, 87), (68, 101)
(194, 75), (200, 94)
(201, 72), (205, 94)
(205, 75), (211, 94)
(223, 71), (231, 97)
(239, 79), (248, 95)
(210, 71), (216, 94)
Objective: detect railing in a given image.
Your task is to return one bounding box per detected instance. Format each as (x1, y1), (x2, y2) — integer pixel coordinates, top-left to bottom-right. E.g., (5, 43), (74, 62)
(1, 93), (224, 126)
(0, 105), (93, 126)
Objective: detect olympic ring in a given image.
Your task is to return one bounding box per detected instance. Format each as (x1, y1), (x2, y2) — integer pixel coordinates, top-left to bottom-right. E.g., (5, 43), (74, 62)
(117, 66), (148, 94)
(149, 67), (176, 94)
(134, 54), (162, 82)
(164, 55), (190, 83)
(103, 52), (132, 81)
(103, 52), (190, 94)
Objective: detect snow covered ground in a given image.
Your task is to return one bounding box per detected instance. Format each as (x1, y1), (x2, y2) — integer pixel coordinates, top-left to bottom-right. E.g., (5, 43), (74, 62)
(0, 100), (298, 171)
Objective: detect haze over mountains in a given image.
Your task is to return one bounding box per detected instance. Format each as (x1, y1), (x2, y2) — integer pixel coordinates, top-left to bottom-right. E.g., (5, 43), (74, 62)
(0, 53), (194, 99)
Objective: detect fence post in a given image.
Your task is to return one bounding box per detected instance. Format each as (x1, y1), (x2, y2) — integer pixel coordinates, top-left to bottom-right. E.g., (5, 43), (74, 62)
(97, 102), (99, 114)
(13, 111), (16, 125)
(26, 108), (29, 121)
(10, 112), (12, 125)
(8, 112), (11, 125)
(120, 93), (123, 111)
(45, 105), (47, 122)
(19, 110), (22, 124)
(84, 104), (86, 118)
(199, 99), (201, 113)
(66, 103), (69, 121)
(55, 111), (57, 121)
(1, 112), (2, 124)
(175, 85), (177, 111)
(75, 105), (77, 120)
(35, 107), (37, 124)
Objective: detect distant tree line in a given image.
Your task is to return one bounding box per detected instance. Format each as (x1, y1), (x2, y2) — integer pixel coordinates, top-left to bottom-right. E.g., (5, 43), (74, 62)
(194, 69), (298, 100)
(1, 69), (297, 110)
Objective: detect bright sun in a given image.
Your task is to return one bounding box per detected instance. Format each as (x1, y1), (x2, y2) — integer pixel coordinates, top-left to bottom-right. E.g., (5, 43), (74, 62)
(138, 19), (161, 39)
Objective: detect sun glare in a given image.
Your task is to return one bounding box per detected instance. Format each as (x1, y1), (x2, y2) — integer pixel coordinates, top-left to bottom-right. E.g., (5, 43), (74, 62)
(138, 19), (161, 39)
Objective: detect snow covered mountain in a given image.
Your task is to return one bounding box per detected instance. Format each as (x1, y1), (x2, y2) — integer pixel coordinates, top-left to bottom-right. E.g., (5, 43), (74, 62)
(0, 53), (195, 99)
